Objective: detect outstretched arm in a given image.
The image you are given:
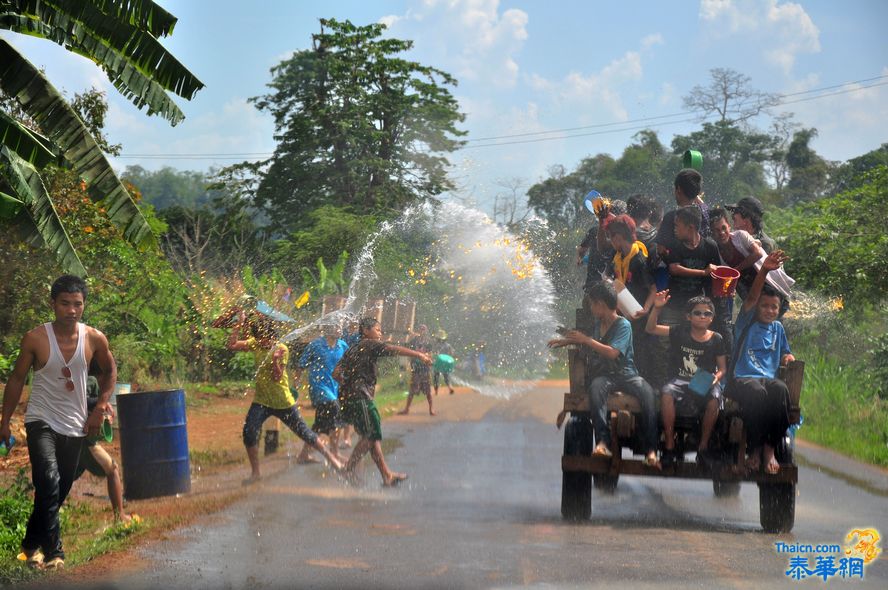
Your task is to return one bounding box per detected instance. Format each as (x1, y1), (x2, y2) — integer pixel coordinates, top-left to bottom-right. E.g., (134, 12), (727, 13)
(386, 344), (432, 366)
(548, 329), (620, 360)
(742, 250), (789, 313)
(226, 312), (251, 352)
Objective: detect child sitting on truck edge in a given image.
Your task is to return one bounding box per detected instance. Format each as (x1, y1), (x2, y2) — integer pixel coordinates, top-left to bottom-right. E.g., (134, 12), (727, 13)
(727, 250), (795, 475)
(548, 281), (660, 468)
(646, 292), (727, 469)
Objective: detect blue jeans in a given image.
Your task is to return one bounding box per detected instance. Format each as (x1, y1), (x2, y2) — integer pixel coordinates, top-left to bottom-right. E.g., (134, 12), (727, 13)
(242, 403), (318, 448)
(22, 421), (84, 560)
(589, 375), (658, 453)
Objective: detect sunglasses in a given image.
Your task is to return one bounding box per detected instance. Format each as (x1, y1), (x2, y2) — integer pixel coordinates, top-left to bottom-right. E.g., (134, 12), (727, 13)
(61, 366), (74, 391)
(690, 310), (714, 318)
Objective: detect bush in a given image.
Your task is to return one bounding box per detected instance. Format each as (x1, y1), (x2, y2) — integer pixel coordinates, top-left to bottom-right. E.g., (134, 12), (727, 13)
(0, 469), (32, 555)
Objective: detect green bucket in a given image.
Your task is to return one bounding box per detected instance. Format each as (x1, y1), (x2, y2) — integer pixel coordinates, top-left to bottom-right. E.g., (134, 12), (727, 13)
(682, 149), (703, 172)
(433, 353), (455, 373)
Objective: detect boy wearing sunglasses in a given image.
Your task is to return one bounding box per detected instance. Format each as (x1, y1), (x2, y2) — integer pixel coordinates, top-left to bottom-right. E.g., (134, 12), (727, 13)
(646, 291), (727, 469)
(1, 275), (117, 570)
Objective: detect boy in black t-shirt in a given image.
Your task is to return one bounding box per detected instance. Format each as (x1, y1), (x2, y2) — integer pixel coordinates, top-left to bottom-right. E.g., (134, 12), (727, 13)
(646, 292), (727, 469)
(663, 206), (721, 315)
(335, 318), (431, 486)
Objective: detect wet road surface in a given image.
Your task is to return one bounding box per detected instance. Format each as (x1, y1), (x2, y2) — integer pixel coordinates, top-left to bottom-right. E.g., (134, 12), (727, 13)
(78, 385), (886, 589)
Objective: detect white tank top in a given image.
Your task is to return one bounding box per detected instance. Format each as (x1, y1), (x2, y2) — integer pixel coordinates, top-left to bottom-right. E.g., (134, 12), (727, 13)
(25, 323), (88, 437)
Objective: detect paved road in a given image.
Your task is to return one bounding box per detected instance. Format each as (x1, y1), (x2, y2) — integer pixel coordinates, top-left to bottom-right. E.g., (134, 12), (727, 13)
(81, 385), (886, 589)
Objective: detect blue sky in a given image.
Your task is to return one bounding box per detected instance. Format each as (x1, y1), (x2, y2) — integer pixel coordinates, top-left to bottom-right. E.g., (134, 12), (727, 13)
(3, 0), (887, 211)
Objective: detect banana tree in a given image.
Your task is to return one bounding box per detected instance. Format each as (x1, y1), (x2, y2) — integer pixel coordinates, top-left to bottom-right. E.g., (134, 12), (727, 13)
(0, 0), (204, 273)
(301, 251), (349, 297)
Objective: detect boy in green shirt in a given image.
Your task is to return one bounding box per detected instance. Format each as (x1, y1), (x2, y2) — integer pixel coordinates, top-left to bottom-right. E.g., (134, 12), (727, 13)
(227, 313), (343, 483)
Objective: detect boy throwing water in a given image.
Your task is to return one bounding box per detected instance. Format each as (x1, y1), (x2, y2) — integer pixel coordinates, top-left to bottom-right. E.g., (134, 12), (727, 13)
(336, 318), (431, 486)
(226, 313), (343, 483)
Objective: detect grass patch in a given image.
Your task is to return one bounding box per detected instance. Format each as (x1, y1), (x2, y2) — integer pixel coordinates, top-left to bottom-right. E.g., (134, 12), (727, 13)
(0, 469), (146, 585)
(795, 344), (888, 467)
(190, 447), (243, 469)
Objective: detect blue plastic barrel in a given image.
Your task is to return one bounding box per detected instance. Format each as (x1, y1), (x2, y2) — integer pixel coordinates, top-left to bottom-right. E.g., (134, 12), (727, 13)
(117, 389), (191, 500)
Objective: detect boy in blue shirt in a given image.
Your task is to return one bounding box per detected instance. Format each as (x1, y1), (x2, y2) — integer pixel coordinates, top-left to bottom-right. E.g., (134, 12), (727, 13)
(294, 323), (349, 464)
(728, 250), (795, 475)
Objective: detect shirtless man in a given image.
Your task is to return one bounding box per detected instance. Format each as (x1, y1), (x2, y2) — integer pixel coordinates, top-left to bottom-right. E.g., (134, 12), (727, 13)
(1, 275), (117, 570)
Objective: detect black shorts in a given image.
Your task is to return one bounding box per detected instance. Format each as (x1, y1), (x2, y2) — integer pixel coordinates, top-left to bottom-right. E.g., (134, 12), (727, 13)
(74, 441), (106, 480)
(312, 400), (343, 435)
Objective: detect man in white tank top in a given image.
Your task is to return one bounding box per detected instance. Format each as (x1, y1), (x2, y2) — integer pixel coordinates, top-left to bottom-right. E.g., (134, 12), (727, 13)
(1, 275), (116, 570)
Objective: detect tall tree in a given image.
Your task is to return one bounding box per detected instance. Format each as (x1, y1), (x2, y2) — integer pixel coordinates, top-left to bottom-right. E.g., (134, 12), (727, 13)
(683, 67), (780, 124)
(0, 0), (204, 274)
(243, 18), (465, 232)
(783, 128), (833, 204)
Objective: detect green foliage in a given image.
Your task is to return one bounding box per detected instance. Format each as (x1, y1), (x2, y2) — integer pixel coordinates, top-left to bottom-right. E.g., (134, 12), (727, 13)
(794, 346), (887, 467)
(273, 205), (377, 278)
(243, 18), (465, 233)
(123, 165), (218, 210)
(0, 469), (31, 555)
(866, 332), (888, 397)
(0, 351), (13, 382)
(301, 251), (349, 297)
(770, 166), (888, 303)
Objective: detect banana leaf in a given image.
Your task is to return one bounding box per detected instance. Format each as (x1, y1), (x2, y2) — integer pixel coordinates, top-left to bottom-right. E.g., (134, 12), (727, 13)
(0, 108), (55, 167)
(2, 0), (203, 100)
(0, 190), (25, 219)
(0, 13), (186, 124)
(87, 0), (177, 38)
(0, 39), (155, 248)
(0, 145), (86, 275)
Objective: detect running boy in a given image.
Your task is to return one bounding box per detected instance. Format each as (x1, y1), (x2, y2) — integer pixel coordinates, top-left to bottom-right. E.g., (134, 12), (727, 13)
(294, 323), (349, 464)
(227, 313), (343, 483)
(548, 281), (660, 468)
(336, 318), (431, 486)
(727, 250), (795, 475)
(646, 291), (727, 469)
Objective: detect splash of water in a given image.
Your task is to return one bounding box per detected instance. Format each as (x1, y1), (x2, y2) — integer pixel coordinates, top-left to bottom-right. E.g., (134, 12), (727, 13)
(282, 201), (558, 398)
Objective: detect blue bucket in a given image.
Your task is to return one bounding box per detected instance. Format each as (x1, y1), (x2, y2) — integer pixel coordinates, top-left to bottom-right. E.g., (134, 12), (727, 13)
(117, 389), (191, 500)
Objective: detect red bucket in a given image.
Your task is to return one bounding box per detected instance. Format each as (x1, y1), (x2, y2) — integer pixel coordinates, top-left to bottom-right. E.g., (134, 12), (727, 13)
(710, 266), (741, 298)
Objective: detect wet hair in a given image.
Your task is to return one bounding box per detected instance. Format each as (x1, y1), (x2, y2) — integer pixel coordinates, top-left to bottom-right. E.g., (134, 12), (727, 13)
(734, 207), (763, 233)
(604, 214), (636, 242)
(674, 169), (702, 202)
(359, 317), (380, 335)
(609, 199), (628, 216)
(760, 284), (781, 300)
(585, 281), (618, 310)
(649, 200), (664, 226)
(51, 274), (87, 300)
(249, 317), (278, 341)
(709, 206), (729, 227)
(686, 296), (715, 315)
(674, 205), (702, 230)
(626, 194), (654, 223)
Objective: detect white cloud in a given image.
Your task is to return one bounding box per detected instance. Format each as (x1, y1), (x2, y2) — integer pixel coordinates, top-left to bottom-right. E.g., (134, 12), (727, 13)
(699, 0), (820, 73)
(530, 41), (651, 122)
(641, 33), (664, 50)
(383, 0), (529, 88)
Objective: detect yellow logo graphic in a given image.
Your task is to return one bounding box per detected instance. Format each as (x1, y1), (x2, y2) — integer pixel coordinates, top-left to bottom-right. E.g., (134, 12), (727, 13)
(845, 528), (881, 565)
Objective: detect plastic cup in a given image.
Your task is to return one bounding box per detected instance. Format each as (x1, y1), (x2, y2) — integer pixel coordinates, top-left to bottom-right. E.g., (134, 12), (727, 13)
(710, 266), (741, 298)
(0, 435), (15, 456)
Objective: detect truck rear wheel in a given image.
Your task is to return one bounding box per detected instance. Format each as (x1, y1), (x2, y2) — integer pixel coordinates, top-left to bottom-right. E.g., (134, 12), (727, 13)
(758, 437), (796, 533)
(593, 474), (618, 493)
(713, 480), (741, 497)
(562, 416), (593, 521)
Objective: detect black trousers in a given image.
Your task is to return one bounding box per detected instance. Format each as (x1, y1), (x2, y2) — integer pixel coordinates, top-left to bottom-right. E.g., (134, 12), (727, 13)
(727, 378), (790, 449)
(22, 421), (84, 560)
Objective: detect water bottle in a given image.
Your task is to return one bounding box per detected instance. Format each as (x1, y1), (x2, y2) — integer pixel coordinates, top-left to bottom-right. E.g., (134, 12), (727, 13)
(0, 435), (15, 457)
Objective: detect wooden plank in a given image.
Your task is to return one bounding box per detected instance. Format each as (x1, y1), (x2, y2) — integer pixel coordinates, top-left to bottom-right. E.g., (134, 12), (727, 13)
(568, 349), (586, 396)
(782, 360), (805, 425)
(564, 393), (590, 412)
(562, 455), (798, 483)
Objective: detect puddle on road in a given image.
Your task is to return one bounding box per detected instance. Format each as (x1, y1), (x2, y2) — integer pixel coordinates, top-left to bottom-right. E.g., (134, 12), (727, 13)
(796, 454), (888, 498)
